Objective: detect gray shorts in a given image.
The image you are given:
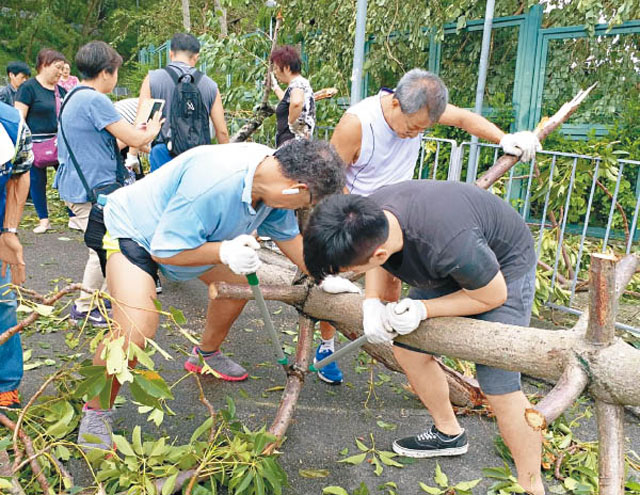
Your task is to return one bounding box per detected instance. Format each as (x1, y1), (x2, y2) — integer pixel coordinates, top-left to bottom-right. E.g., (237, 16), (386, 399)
(394, 268), (536, 396)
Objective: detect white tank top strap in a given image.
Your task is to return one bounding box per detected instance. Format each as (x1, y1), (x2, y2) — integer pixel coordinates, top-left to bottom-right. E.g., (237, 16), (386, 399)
(344, 91), (421, 196)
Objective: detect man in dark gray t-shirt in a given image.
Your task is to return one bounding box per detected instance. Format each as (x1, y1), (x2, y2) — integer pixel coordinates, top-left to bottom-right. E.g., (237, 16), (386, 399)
(302, 181), (544, 495)
(137, 33), (229, 171)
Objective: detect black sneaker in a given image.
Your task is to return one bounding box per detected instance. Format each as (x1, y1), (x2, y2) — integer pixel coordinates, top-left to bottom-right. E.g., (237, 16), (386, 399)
(392, 425), (468, 458)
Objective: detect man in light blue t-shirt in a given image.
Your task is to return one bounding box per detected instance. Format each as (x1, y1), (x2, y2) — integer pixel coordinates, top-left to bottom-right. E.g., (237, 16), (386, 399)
(78, 139), (350, 452)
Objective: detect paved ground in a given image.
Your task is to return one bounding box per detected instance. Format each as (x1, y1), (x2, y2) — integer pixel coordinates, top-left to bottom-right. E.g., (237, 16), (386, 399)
(15, 223), (640, 495)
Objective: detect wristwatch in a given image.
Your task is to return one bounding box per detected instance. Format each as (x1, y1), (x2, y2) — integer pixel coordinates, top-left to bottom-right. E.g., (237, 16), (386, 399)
(1, 228), (18, 234)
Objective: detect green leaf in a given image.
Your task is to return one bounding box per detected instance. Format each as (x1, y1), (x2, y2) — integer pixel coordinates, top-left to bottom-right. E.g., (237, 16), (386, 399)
(419, 482), (443, 494)
(131, 343), (155, 370)
(322, 488), (349, 495)
(483, 466), (511, 479)
(130, 378), (162, 409)
(234, 469), (255, 494)
(113, 434), (136, 457)
(132, 426), (143, 455)
(74, 372), (108, 401)
(169, 306), (187, 325)
(226, 396), (236, 418)
(45, 401), (75, 438)
(376, 420), (397, 431)
(0, 479), (14, 490)
(161, 472), (178, 495)
(453, 479), (482, 491)
(153, 298), (163, 311)
(134, 371), (174, 399)
(148, 408), (164, 426)
(299, 468), (330, 479)
(79, 365), (107, 377)
(564, 478), (579, 490)
(79, 433), (105, 446)
(104, 336), (127, 375)
(98, 377), (113, 410)
(190, 416), (214, 443)
(378, 451), (403, 467)
(149, 437), (167, 457)
(33, 303), (54, 316)
(434, 462), (448, 488)
(338, 452), (367, 465)
(353, 482), (370, 495)
(372, 454), (383, 476)
(355, 437), (369, 451)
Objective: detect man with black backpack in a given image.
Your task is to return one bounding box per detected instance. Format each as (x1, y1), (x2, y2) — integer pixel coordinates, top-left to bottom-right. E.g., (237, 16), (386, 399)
(137, 33), (229, 171)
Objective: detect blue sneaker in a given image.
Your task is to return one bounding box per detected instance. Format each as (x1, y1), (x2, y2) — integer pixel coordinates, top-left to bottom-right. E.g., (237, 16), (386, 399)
(314, 345), (343, 385)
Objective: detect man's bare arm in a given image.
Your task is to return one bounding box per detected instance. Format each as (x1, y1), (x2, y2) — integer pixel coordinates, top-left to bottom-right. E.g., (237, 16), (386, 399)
(330, 113), (362, 166)
(421, 271), (508, 318)
(210, 92), (230, 144)
(151, 242), (222, 267)
(438, 104), (505, 143)
(364, 267), (395, 300)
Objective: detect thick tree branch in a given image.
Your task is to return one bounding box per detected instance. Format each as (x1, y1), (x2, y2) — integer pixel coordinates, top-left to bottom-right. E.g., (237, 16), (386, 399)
(0, 284), (85, 346)
(475, 84), (597, 190)
(265, 313), (314, 452)
(525, 358), (589, 430)
(596, 401), (625, 495)
(0, 413), (50, 495)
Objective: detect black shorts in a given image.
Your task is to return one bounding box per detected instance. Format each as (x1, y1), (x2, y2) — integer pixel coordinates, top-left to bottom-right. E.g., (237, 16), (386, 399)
(394, 268), (536, 396)
(117, 238), (159, 284)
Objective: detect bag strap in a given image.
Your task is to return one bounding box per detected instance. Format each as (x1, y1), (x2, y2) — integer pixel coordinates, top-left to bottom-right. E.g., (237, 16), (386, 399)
(59, 86), (99, 202)
(163, 66), (181, 85)
(54, 85), (62, 117)
(164, 66), (203, 86)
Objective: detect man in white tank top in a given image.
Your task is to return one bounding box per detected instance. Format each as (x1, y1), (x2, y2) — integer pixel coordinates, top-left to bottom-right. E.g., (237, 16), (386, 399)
(313, 70), (541, 385)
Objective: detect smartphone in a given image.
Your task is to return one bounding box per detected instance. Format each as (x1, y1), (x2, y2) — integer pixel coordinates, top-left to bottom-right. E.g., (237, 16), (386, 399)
(147, 100), (165, 122)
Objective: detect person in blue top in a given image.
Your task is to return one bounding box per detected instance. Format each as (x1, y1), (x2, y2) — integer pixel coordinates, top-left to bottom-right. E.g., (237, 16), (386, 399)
(55, 41), (162, 327)
(77, 138), (348, 451)
(0, 101), (33, 408)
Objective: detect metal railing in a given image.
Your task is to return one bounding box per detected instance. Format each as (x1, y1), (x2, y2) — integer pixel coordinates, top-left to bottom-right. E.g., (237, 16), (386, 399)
(230, 121), (639, 333)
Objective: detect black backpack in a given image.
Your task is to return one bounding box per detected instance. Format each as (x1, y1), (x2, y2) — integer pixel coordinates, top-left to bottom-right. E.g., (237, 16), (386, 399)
(164, 67), (210, 156)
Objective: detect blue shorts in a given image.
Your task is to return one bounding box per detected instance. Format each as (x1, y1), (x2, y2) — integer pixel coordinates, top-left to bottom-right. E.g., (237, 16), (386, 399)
(394, 268), (536, 396)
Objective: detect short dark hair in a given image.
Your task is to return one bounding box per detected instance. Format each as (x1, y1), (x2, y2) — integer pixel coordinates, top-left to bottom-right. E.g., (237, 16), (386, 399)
(35, 49), (66, 73)
(6, 61), (31, 77)
(274, 139), (345, 204)
(303, 195), (389, 281)
(75, 41), (123, 80)
(270, 45), (302, 74)
(170, 33), (200, 55)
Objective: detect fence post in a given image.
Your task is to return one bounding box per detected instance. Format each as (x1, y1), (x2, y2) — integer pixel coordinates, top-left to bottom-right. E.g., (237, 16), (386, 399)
(428, 29), (441, 74)
(512, 5), (542, 133)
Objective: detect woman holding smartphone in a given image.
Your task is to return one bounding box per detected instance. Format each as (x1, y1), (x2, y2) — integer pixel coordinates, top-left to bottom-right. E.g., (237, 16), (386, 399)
(55, 41), (162, 326)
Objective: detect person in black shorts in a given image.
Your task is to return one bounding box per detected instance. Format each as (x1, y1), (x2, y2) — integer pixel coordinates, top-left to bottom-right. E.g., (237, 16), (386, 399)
(302, 180), (543, 495)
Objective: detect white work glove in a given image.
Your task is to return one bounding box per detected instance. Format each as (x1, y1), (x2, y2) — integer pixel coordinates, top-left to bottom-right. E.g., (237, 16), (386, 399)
(384, 298), (428, 335)
(499, 131), (542, 162)
(219, 235), (262, 275)
(124, 154), (141, 174)
(270, 72), (279, 89)
(319, 275), (362, 294)
(362, 298), (396, 345)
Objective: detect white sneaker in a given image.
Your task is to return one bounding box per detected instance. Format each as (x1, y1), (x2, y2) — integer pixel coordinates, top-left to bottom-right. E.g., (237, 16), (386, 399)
(33, 220), (51, 234)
